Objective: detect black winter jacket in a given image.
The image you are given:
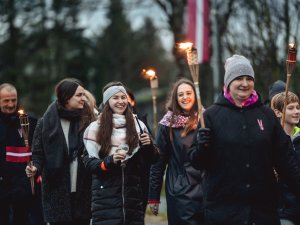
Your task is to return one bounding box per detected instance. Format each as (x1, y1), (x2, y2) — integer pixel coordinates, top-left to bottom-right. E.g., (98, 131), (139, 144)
(84, 143), (158, 225)
(149, 125), (203, 225)
(0, 112), (37, 200)
(189, 94), (300, 225)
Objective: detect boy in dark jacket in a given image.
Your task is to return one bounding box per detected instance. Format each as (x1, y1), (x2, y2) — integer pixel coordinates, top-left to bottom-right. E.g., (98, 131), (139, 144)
(271, 91), (300, 225)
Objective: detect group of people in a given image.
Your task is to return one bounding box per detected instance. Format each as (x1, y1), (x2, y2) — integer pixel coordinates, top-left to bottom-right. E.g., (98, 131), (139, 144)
(1, 54), (300, 225)
(148, 55), (300, 225)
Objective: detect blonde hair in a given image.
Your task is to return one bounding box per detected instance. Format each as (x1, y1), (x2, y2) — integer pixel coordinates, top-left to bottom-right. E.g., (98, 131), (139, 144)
(271, 91), (299, 112)
(85, 90), (97, 109)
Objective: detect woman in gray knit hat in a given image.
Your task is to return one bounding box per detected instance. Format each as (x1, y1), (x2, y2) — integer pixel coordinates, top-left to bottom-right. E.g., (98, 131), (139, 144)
(189, 55), (300, 225)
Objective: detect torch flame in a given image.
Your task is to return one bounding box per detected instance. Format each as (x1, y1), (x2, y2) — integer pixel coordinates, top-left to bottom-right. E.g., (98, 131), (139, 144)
(289, 43), (296, 50)
(178, 42), (193, 50)
(18, 109), (24, 115)
(142, 69), (156, 80)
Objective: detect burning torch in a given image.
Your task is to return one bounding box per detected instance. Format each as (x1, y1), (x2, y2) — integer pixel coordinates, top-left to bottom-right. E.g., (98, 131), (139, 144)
(18, 109), (35, 195)
(179, 42), (205, 128)
(281, 43), (297, 128)
(143, 69), (159, 135)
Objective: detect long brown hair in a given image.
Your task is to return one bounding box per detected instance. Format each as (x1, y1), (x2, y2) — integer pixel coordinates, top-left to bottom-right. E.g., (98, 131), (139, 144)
(96, 81), (139, 158)
(166, 78), (198, 137)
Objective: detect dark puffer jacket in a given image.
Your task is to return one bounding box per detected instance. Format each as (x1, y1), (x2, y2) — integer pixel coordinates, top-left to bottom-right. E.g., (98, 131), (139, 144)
(83, 144), (158, 225)
(189, 94), (300, 225)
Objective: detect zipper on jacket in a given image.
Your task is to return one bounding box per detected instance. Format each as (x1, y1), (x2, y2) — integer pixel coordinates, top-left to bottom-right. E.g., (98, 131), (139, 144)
(122, 166), (126, 225)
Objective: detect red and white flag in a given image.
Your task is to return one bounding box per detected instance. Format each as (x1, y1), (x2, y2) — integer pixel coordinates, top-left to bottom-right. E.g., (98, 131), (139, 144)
(6, 146), (31, 163)
(187, 0), (210, 63)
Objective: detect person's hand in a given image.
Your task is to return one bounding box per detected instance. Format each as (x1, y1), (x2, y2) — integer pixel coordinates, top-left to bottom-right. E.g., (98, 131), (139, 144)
(113, 150), (126, 164)
(139, 133), (151, 146)
(197, 128), (212, 148)
(25, 165), (37, 178)
(149, 203), (159, 216)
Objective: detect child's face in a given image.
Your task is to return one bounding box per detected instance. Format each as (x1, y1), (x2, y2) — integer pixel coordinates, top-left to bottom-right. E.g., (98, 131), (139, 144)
(285, 102), (300, 126)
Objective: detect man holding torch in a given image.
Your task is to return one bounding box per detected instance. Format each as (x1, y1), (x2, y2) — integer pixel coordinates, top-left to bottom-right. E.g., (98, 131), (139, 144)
(0, 83), (42, 225)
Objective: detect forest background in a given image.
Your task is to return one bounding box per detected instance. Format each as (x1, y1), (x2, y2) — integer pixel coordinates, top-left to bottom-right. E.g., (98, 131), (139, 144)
(1, 0), (300, 131)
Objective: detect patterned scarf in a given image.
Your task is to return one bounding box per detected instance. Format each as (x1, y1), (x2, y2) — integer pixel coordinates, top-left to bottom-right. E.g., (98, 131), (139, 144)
(159, 111), (191, 128)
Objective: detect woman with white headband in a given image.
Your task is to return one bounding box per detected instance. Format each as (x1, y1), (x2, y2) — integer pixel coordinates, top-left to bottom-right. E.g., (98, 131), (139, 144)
(83, 81), (159, 225)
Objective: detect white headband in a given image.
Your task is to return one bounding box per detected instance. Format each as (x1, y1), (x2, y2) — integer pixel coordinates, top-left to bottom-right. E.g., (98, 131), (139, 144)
(103, 86), (127, 104)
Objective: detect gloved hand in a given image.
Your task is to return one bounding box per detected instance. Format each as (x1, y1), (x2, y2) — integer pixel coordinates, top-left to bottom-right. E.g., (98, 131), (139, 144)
(197, 128), (212, 148)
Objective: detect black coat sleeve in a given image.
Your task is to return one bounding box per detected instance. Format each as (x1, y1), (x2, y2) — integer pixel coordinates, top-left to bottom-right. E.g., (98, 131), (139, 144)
(139, 133), (160, 164)
(188, 113), (213, 170)
(148, 124), (170, 201)
(31, 118), (45, 173)
(28, 115), (37, 146)
(188, 130), (204, 170)
(82, 149), (116, 174)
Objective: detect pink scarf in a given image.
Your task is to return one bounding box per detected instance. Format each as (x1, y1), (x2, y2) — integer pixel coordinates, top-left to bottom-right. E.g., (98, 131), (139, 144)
(223, 86), (258, 107)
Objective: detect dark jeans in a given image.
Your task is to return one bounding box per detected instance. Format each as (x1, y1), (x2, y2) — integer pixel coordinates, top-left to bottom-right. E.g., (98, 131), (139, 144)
(0, 198), (31, 225)
(29, 195), (45, 225)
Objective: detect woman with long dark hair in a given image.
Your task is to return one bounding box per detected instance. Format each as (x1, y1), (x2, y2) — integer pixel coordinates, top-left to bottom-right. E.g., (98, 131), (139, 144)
(148, 78), (203, 225)
(83, 81), (159, 225)
(26, 78), (95, 225)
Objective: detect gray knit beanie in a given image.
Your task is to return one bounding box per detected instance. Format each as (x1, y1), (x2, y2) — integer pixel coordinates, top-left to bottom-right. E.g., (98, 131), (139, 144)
(224, 55), (255, 88)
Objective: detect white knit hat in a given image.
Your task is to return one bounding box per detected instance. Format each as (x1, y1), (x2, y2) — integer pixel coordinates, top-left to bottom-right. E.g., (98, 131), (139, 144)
(224, 55), (254, 88)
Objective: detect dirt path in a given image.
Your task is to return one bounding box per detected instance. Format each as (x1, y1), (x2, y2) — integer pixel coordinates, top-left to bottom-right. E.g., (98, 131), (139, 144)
(145, 213), (168, 225)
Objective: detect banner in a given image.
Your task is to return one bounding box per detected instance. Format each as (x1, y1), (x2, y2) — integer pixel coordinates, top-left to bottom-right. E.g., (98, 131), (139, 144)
(187, 0), (210, 63)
